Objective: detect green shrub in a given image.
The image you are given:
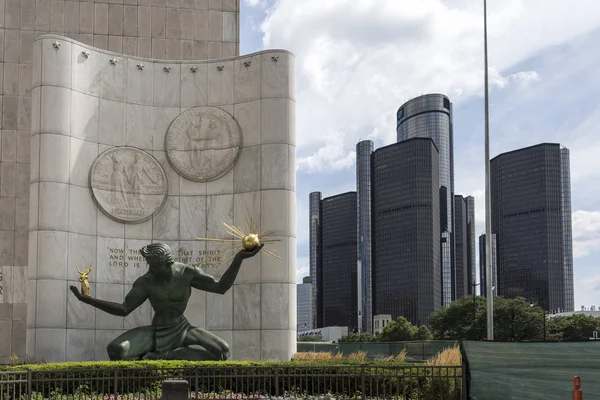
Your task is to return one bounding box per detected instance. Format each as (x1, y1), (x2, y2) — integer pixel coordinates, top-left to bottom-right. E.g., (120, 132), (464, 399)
(1, 361), (461, 399)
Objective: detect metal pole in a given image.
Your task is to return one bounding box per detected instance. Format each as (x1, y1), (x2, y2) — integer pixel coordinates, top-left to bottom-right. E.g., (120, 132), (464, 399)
(484, 0), (494, 340)
(543, 309), (546, 341)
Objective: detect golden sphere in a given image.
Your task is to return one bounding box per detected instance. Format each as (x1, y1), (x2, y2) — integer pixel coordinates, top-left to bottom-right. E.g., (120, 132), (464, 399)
(242, 233), (260, 251)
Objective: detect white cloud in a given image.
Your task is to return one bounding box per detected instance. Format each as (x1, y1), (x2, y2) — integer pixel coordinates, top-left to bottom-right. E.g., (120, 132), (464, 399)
(254, 0), (600, 172)
(296, 256), (310, 283)
(297, 131), (356, 172)
(491, 70), (541, 89)
(572, 210), (600, 258)
(245, 0), (268, 7)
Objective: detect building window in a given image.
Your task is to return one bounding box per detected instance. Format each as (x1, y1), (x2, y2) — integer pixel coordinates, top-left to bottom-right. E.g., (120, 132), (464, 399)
(397, 108), (404, 120)
(443, 98), (450, 110)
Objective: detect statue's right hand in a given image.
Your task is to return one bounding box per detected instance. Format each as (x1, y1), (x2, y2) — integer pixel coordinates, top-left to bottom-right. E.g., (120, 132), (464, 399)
(70, 285), (82, 300)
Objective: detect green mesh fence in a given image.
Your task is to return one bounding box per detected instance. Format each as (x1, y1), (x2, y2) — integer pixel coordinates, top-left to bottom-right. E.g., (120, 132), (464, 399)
(461, 340), (600, 400)
(296, 342), (340, 353)
(297, 341), (458, 361)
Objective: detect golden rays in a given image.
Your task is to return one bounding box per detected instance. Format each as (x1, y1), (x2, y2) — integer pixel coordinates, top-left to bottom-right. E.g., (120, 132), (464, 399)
(194, 218), (281, 268)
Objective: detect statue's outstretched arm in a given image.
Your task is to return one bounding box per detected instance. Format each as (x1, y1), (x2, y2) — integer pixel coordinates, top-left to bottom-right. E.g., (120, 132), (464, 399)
(191, 244), (264, 294)
(69, 278), (148, 317)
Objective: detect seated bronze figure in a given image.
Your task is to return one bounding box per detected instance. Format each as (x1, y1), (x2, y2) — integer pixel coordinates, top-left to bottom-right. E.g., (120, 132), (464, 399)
(70, 242), (263, 361)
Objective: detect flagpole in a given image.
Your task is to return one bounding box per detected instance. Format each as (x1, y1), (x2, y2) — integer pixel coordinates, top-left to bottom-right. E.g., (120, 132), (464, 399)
(484, 0), (494, 340)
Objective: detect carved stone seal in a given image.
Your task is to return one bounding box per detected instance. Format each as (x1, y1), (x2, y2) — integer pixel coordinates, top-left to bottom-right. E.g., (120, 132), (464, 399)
(89, 147), (168, 223)
(165, 107), (242, 182)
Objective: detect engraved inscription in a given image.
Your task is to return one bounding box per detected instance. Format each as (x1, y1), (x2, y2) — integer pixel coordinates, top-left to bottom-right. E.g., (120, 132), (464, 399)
(165, 107), (242, 182)
(90, 147), (168, 223)
(0, 271), (3, 296)
(105, 247), (223, 278)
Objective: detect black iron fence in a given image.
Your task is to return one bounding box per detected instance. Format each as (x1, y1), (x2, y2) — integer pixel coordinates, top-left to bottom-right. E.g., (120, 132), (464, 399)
(1, 365), (464, 400)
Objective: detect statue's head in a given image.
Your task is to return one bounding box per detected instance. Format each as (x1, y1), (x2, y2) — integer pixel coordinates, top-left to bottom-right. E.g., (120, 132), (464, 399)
(140, 243), (175, 267)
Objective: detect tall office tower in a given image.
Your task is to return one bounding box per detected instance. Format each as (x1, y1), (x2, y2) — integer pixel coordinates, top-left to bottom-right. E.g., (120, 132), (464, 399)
(466, 196), (477, 294)
(372, 138), (441, 326)
(561, 149), (574, 312)
(479, 234), (497, 297)
(397, 94), (455, 307)
(297, 277), (313, 332)
(356, 140), (374, 333)
(454, 196), (468, 299)
(491, 143), (573, 312)
(309, 192), (323, 328)
(321, 192), (359, 331)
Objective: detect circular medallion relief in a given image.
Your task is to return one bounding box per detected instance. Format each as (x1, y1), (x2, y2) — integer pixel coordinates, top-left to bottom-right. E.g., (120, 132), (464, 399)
(89, 147), (168, 223)
(165, 107), (243, 182)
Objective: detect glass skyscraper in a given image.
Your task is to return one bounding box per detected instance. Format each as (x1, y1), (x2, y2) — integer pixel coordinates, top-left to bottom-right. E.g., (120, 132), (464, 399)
(297, 277), (313, 332)
(356, 140), (374, 333)
(491, 143), (574, 312)
(320, 192), (359, 331)
(479, 233), (497, 298)
(560, 148), (574, 312)
(309, 192), (323, 328)
(397, 94), (455, 307)
(466, 196), (477, 294)
(454, 196), (468, 299)
(371, 138), (441, 326)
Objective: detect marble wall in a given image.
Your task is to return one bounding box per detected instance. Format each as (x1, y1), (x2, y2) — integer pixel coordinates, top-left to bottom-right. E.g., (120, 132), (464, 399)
(28, 34), (296, 362)
(0, 0), (241, 362)
(0, 265), (27, 363)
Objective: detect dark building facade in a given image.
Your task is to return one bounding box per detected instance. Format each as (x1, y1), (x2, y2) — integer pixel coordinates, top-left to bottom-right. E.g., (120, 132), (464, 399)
(320, 192), (359, 331)
(396, 94), (455, 307)
(479, 233), (497, 298)
(454, 196), (468, 299)
(309, 191), (323, 328)
(491, 143), (574, 312)
(372, 138), (441, 326)
(466, 196), (477, 294)
(356, 140), (374, 333)
(560, 148), (574, 312)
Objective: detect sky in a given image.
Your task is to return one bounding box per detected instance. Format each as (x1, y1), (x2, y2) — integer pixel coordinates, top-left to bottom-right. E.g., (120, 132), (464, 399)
(239, 0), (600, 309)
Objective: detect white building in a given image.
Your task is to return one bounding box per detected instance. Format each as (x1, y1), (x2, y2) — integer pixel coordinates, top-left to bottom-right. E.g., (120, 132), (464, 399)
(373, 314), (392, 335)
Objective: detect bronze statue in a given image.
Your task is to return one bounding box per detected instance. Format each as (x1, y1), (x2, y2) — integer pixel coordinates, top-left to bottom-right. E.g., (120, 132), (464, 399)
(70, 242), (263, 361)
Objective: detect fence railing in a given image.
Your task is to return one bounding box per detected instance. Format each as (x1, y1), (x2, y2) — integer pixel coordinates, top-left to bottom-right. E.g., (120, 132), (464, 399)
(1, 365), (464, 400)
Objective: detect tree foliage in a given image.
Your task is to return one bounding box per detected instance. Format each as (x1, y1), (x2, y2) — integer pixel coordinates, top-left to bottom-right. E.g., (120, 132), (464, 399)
(298, 335), (323, 342)
(429, 295), (600, 342)
(429, 295), (488, 340)
(339, 332), (377, 343)
(378, 316), (434, 341)
(547, 314), (600, 341)
(340, 317), (432, 342)
(430, 296), (546, 341)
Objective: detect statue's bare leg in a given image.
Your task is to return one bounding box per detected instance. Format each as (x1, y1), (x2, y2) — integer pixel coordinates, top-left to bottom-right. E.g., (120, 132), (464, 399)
(170, 328), (230, 361)
(107, 326), (155, 361)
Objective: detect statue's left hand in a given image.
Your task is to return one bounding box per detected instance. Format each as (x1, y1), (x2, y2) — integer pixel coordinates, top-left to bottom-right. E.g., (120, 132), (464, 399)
(237, 243), (264, 259)
(70, 285), (83, 300)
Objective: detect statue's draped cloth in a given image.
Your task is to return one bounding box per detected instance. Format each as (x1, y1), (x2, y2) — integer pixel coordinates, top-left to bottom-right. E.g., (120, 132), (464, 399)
(155, 316), (193, 354)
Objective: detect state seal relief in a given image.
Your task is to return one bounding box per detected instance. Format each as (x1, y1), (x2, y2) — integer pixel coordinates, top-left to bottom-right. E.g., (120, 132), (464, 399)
(89, 147), (168, 223)
(165, 107), (243, 182)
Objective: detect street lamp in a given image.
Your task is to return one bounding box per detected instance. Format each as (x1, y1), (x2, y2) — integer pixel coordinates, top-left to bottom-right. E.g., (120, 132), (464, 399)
(483, 0), (494, 341)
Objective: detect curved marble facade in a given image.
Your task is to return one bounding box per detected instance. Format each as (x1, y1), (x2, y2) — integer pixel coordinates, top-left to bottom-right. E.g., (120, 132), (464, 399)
(27, 35), (296, 362)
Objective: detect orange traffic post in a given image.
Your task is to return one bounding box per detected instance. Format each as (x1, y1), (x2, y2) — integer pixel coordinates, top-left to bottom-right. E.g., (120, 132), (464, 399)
(573, 376), (582, 400)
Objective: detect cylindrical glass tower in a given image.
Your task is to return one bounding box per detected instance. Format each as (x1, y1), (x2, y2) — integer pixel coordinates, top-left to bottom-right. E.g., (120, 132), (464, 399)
(397, 94), (455, 307)
(309, 191), (322, 328)
(356, 140), (374, 332)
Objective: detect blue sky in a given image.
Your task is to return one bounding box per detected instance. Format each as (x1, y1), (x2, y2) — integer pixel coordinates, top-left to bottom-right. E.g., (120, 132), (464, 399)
(239, 0), (600, 308)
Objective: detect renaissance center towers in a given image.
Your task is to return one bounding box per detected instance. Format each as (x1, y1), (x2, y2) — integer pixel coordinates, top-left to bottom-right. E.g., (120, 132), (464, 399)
(396, 94), (455, 307)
